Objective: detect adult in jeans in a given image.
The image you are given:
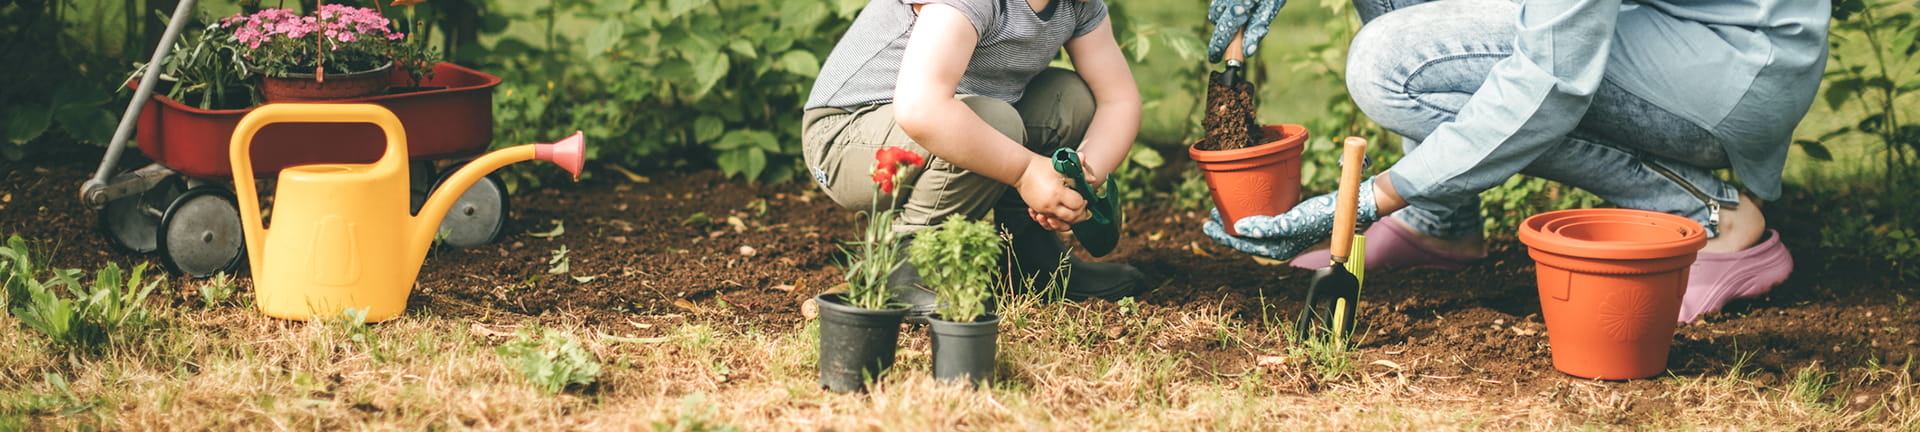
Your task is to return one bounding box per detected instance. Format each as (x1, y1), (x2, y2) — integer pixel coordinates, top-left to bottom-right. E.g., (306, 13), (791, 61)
(802, 0), (1151, 322)
(1202, 0), (1827, 322)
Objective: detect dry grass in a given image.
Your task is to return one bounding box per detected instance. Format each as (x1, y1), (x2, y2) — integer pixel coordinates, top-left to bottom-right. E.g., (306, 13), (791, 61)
(2, 283), (1916, 431)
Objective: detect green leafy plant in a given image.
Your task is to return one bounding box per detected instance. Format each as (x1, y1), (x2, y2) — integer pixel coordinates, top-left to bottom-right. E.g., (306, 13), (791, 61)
(332, 307), (387, 361)
(124, 11), (255, 110)
(908, 215), (1005, 323)
(0, 0), (122, 159)
(1815, 0), (1920, 185)
(2, 236), (163, 355)
(471, 0), (863, 183)
(198, 272), (237, 307)
(1479, 175), (1604, 238)
(1804, 0), (1920, 277)
(496, 326), (602, 394)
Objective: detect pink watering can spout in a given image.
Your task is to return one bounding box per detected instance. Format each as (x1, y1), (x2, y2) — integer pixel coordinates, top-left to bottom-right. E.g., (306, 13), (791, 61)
(537, 130), (586, 179)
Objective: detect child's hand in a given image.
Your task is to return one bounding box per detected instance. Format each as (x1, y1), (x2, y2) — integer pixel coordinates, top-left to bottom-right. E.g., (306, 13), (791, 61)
(1015, 156), (1089, 232)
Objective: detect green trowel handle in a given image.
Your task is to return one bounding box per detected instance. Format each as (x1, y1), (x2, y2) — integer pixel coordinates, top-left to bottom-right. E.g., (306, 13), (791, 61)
(1050, 148), (1122, 257)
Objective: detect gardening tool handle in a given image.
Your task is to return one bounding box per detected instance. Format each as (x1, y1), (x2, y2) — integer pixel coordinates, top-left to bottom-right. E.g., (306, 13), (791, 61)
(1331, 137), (1367, 262)
(1225, 30), (1246, 64)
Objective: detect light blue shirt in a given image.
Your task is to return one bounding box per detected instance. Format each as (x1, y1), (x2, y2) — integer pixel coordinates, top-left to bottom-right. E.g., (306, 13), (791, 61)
(1389, 0), (1829, 203)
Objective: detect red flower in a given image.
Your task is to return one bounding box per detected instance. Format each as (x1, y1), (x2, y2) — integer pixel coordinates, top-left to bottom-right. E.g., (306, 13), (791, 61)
(871, 146), (924, 194)
(876, 146), (924, 169)
(872, 168), (898, 193)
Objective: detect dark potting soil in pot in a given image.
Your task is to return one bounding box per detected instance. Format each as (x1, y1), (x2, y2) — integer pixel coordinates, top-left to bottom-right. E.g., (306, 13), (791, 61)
(1197, 70), (1263, 152)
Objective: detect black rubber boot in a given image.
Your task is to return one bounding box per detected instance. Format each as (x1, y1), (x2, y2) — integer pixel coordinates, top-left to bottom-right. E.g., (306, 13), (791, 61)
(1000, 215), (1150, 301)
(886, 257), (938, 324)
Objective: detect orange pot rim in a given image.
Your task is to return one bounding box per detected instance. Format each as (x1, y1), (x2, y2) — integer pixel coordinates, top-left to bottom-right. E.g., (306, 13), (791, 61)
(1519, 208), (1706, 260)
(1188, 124), (1308, 163)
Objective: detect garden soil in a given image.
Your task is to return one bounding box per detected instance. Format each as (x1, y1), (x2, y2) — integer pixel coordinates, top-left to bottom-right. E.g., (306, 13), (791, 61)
(1198, 71), (1260, 152)
(4, 147), (1916, 423)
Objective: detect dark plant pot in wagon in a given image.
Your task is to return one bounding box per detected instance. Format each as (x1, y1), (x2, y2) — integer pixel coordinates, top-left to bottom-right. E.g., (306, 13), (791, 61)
(928, 313), (1000, 387)
(1189, 124), (1309, 236)
(816, 292), (909, 393)
(254, 61), (393, 103)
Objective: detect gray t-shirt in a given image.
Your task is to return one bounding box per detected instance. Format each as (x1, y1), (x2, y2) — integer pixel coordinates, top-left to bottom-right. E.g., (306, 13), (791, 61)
(803, 0), (1109, 110)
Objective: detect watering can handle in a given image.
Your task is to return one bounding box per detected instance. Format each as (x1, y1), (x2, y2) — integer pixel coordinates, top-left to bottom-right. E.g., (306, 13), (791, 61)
(229, 104), (410, 273)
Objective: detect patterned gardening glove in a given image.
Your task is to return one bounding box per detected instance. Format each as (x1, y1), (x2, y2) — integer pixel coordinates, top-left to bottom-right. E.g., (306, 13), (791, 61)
(1203, 177), (1380, 260)
(1206, 0), (1288, 63)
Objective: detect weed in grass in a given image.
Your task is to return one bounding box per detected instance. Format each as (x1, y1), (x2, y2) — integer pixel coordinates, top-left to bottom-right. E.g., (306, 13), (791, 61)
(1210, 299), (1240, 350)
(333, 308), (384, 361)
(198, 272), (237, 308)
(1793, 362), (1838, 407)
(3, 236), (164, 355)
(652, 393), (741, 432)
(496, 326), (601, 394)
(4, 373), (103, 425)
(1289, 326), (1359, 384)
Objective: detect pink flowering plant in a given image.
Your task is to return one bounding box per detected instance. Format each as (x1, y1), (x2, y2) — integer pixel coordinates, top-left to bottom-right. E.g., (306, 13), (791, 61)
(221, 4), (437, 83)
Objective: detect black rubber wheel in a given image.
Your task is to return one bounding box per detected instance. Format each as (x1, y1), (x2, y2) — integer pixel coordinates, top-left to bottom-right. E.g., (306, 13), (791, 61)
(430, 168), (511, 248)
(157, 186), (247, 278)
(99, 175), (186, 254)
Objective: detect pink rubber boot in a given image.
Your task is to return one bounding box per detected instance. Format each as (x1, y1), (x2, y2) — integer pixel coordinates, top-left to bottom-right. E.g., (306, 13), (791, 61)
(1677, 229), (1792, 323)
(1288, 216), (1484, 271)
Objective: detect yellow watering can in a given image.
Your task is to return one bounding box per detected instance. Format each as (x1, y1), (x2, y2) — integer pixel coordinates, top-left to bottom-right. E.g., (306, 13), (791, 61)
(230, 104), (585, 322)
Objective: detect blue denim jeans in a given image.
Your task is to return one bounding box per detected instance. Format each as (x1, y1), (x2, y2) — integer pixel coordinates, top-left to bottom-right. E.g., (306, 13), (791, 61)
(1348, 0), (1740, 238)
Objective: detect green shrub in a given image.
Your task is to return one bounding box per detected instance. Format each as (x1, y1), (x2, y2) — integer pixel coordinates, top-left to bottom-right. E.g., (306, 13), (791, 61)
(1, 235), (164, 355)
(469, 0), (864, 183)
(496, 326), (602, 394)
(908, 216), (1004, 322)
(1804, 0), (1920, 276)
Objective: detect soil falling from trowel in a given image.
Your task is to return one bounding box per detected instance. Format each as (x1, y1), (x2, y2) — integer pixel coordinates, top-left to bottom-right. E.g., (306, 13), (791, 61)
(1198, 70), (1262, 151)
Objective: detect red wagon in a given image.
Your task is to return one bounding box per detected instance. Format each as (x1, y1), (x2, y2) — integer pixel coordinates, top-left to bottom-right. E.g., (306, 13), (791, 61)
(86, 62), (513, 277)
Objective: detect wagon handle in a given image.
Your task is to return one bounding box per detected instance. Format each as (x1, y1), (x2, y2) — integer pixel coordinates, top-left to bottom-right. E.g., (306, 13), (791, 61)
(84, 0), (201, 209)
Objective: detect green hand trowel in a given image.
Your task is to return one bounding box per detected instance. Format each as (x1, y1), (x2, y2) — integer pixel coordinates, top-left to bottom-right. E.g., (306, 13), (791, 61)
(1051, 148), (1122, 257)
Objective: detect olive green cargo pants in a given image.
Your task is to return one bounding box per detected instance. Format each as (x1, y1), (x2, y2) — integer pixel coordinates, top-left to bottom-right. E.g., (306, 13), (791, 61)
(801, 68), (1096, 232)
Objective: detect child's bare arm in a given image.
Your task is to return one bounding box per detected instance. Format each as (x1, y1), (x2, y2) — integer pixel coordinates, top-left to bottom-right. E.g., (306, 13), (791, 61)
(895, 4), (1088, 228)
(1064, 17), (1141, 186)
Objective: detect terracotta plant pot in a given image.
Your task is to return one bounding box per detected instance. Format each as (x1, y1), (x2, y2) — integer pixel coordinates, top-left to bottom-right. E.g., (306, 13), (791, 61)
(1189, 124), (1308, 236)
(257, 62), (393, 103)
(815, 293), (908, 393)
(1518, 208), (1706, 380)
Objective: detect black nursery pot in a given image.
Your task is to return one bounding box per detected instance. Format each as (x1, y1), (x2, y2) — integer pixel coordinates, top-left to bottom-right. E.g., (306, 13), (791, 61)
(929, 313), (1002, 387)
(816, 293), (909, 393)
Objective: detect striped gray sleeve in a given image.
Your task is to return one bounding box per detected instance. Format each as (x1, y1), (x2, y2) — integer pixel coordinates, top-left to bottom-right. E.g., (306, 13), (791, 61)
(904, 0), (1000, 38)
(1072, 0), (1108, 38)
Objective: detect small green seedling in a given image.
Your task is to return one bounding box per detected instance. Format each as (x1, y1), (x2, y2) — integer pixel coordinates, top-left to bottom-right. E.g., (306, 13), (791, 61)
(199, 272), (237, 307)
